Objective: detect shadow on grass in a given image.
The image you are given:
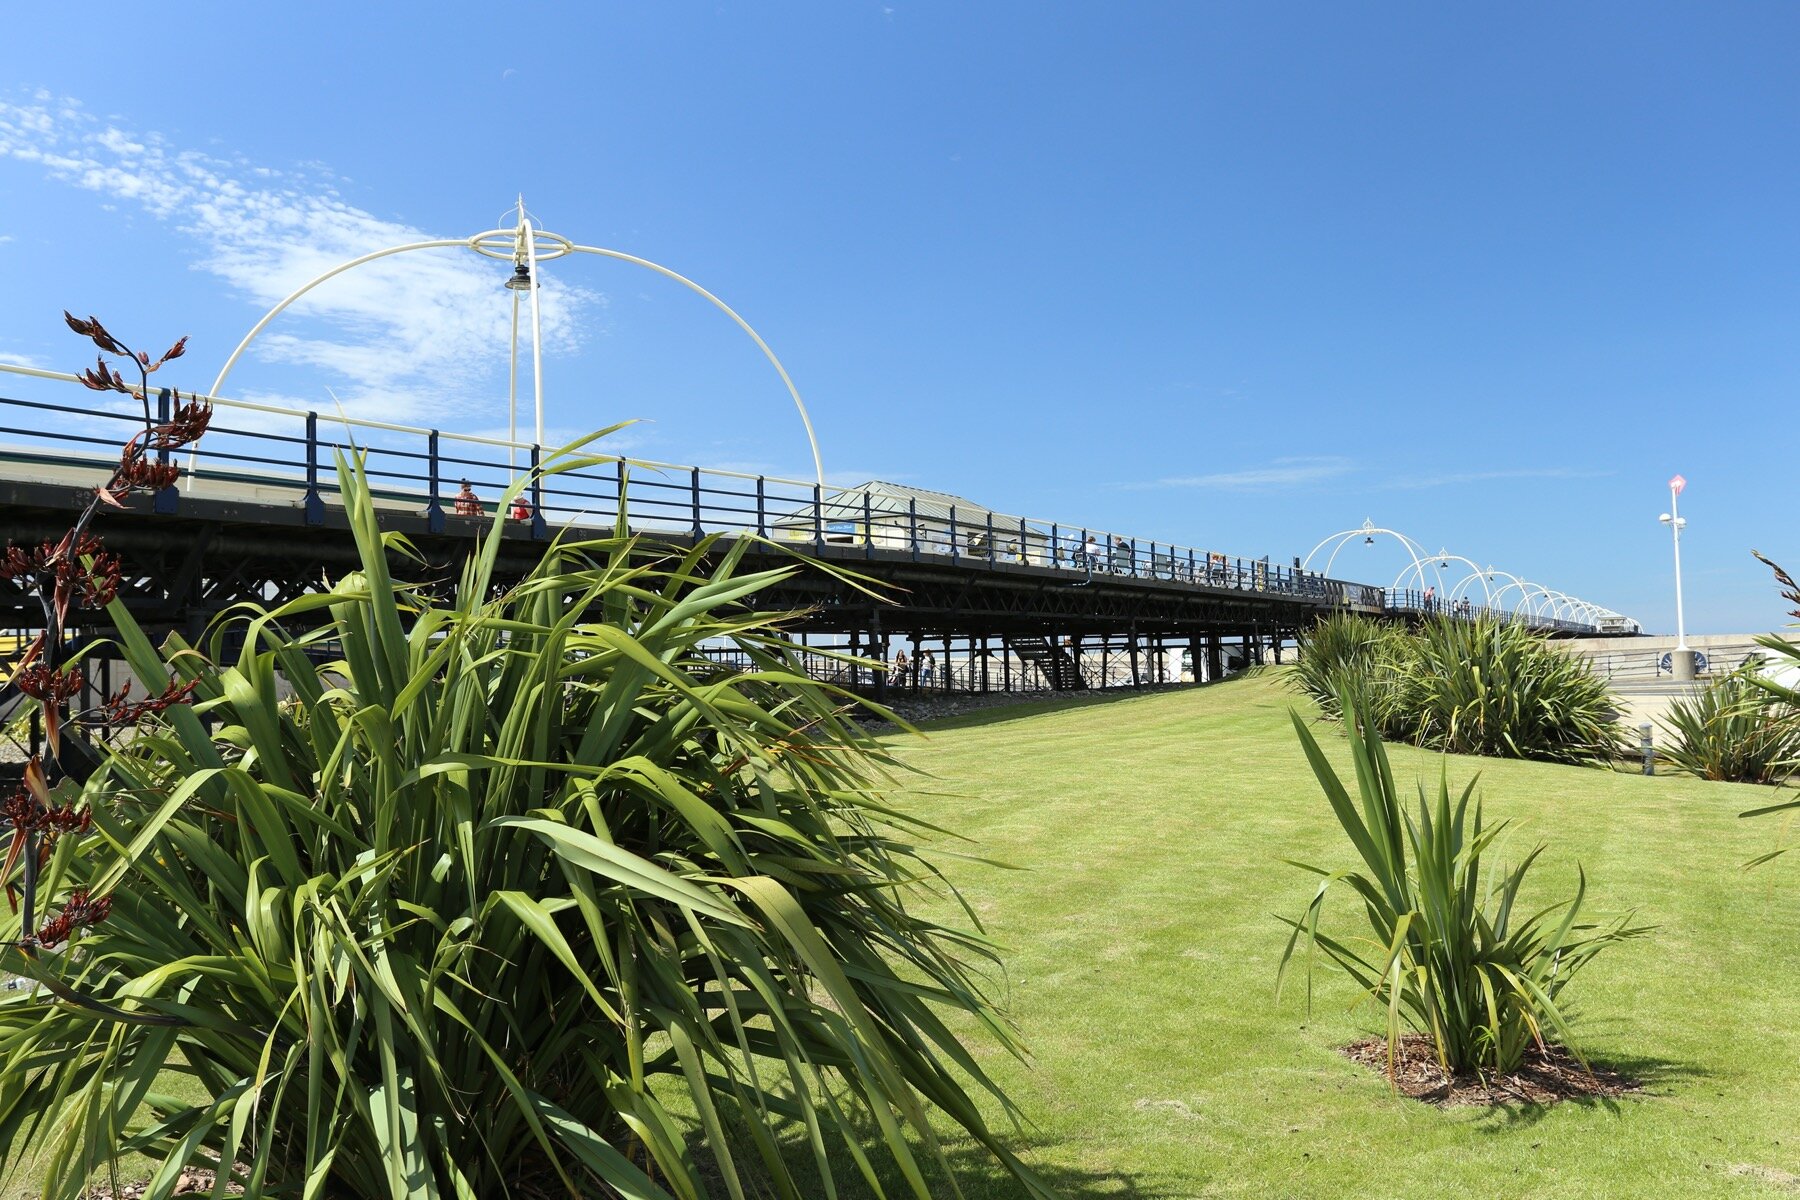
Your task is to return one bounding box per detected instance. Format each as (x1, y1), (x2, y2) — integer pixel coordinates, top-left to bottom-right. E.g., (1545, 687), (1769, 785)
(902, 673), (1265, 735)
(1470, 1047), (1707, 1131)
(699, 1106), (1174, 1200)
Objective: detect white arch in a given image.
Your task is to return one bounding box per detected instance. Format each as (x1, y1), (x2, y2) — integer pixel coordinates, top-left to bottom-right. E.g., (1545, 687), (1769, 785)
(205, 222), (827, 487)
(1303, 519), (1429, 581)
(1476, 568), (1528, 613)
(1523, 584), (1568, 622)
(1300, 524), (1625, 630)
(1394, 551), (1492, 604)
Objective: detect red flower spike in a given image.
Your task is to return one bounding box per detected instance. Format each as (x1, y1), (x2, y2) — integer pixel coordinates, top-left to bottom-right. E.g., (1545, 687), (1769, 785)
(106, 676), (199, 724)
(15, 664), (82, 705)
(33, 887), (111, 948)
(147, 396), (212, 450)
(112, 457), (180, 493)
(65, 313), (124, 356)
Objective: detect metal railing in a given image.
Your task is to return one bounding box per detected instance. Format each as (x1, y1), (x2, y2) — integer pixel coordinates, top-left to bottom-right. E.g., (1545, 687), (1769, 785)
(0, 364), (1366, 602)
(0, 362), (1615, 631)
(1383, 588), (1597, 634)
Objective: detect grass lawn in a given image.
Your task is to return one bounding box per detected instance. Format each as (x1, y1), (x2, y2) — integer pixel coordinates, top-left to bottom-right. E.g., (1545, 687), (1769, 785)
(866, 669), (1800, 1199)
(8, 669), (1796, 1198)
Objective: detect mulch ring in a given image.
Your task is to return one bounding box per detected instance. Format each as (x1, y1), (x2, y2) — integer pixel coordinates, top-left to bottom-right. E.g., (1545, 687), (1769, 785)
(80, 1167), (241, 1198)
(1343, 1034), (1642, 1107)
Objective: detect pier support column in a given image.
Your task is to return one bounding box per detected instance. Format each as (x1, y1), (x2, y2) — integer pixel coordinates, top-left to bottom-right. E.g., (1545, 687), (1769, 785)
(871, 613), (887, 702)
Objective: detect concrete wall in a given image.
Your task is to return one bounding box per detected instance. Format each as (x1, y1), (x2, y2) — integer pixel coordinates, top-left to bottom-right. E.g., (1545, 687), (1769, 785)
(1559, 633), (1798, 683)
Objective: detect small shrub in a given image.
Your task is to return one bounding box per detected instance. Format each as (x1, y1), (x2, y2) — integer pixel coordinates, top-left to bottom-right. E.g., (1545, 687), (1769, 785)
(1278, 700), (1647, 1076)
(1294, 613), (1412, 736)
(1298, 615), (1624, 765)
(1661, 668), (1800, 783)
(1397, 617), (1624, 765)
(1740, 552), (1800, 840)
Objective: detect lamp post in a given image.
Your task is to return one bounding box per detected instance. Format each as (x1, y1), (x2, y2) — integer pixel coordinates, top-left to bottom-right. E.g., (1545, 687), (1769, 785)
(199, 200), (829, 489)
(1659, 474), (1691, 681)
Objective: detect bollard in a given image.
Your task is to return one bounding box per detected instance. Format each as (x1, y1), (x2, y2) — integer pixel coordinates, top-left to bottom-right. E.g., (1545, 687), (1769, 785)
(1639, 722), (1655, 776)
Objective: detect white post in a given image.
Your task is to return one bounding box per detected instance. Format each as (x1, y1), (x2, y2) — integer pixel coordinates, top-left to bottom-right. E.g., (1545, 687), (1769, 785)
(508, 289), (520, 477)
(1662, 475), (1692, 680)
(1670, 484), (1687, 651)
(525, 214), (545, 451)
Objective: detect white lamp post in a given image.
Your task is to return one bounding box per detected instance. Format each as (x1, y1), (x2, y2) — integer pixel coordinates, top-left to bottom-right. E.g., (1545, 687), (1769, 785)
(1659, 474), (1692, 680)
(197, 200), (828, 490)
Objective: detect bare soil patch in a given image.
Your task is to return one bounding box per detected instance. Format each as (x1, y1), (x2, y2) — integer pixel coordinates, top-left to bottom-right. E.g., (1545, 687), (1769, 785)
(1343, 1034), (1642, 1107)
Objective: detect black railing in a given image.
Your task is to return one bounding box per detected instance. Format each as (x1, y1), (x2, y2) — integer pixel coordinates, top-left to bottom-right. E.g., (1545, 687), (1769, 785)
(1383, 588), (1594, 634)
(0, 365), (1614, 632)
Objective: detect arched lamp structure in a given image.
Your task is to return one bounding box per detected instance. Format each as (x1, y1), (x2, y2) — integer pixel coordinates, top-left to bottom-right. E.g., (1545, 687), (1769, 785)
(1394, 550), (1492, 606)
(202, 204), (827, 489)
(1302, 519), (1430, 580)
(1303, 520), (1632, 633)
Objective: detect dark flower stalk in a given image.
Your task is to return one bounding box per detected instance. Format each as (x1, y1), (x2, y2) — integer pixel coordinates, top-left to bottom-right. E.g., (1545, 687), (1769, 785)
(0, 316), (207, 1011)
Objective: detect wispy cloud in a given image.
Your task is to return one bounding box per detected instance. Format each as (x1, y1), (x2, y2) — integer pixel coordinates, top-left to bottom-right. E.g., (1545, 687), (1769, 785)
(0, 350), (46, 369)
(1120, 455), (1354, 492)
(0, 91), (599, 426)
(1379, 466), (1613, 491)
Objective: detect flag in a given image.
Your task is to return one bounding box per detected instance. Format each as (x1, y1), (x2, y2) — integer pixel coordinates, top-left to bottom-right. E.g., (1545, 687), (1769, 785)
(1669, 474), (1686, 496)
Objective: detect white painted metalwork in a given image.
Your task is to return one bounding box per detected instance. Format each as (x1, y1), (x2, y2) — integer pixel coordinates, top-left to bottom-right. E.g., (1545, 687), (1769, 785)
(1303, 519), (1429, 580)
(203, 202), (827, 488)
(1302, 519), (1633, 633)
(1659, 478), (1689, 652)
(1394, 550), (1492, 605)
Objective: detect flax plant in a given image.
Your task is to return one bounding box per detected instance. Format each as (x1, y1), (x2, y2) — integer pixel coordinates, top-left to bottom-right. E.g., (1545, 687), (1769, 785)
(0, 451), (1056, 1200)
(1278, 698), (1646, 1076)
(1293, 613), (1411, 738)
(1660, 667), (1800, 784)
(1740, 551), (1800, 836)
(1397, 617), (1624, 765)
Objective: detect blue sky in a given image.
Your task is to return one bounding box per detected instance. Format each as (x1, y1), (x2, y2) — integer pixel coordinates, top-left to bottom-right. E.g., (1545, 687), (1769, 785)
(1, 3), (1795, 633)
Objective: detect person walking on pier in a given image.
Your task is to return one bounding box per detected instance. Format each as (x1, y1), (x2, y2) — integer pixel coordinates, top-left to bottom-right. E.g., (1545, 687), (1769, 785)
(893, 647), (910, 687)
(920, 649), (936, 689)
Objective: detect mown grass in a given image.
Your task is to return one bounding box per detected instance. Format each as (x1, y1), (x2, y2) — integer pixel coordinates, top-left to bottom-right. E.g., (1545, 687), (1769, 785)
(855, 669), (1800, 1199)
(11, 669), (1800, 1198)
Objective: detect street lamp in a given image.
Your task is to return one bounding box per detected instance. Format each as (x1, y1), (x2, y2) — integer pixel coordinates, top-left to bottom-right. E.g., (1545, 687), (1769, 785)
(198, 198), (829, 489)
(1659, 473), (1691, 680)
